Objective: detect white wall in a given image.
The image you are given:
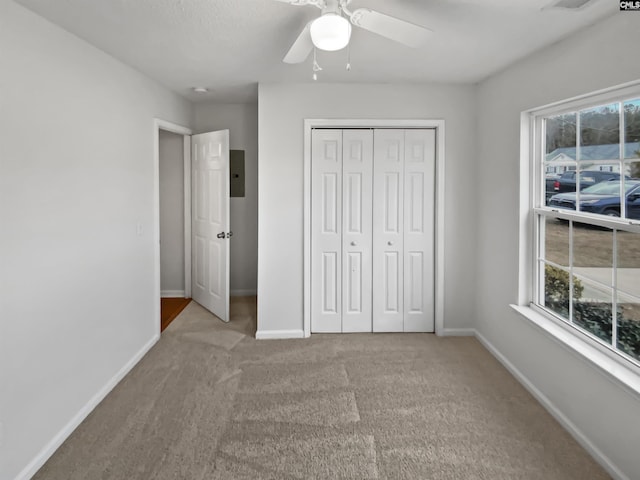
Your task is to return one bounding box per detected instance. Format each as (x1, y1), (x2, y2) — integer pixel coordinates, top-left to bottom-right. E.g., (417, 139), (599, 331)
(257, 83), (476, 335)
(159, 130), (185, 296)
(0, 2), (192, 479)
(475, 13), (640, 480)
(194, 103), (258, 295)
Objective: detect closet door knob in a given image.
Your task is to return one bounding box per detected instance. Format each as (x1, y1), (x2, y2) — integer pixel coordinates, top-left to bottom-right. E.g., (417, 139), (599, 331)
(350, 241), (356, 246)
(388, 241), (393, 246)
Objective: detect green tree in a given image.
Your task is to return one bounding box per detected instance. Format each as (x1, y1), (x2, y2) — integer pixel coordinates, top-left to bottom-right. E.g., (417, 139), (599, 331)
(624, 102), (640, 143)
(546, 114), (577, 153)
(580, 105), (620, 147)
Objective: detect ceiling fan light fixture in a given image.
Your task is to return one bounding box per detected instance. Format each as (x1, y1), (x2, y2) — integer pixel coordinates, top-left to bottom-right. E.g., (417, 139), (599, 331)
(310, 13), (351, 51)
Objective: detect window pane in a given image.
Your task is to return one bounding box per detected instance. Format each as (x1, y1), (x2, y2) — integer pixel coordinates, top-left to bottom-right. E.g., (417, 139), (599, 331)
(573, 223), (613, 271)
(627, 160), (640, 180)
(544, 216), (569, 267)
(546, 113), (577, 154)
(616, 230), (640, 292)
(545, 166), (575, 205)
(617, 295), (640, 362)
(579, 103), (620, 161)
(544, 264), (571, 318)
(577, 171), (622, 217)
(624, 172), (640, 220)
(573, 279), (613, 345)
(616, 231), (640, 362)
(542, 217), (571, 317)
(546, 113), (577, 205)
(624, 99), (640, 159)
(547, 170), (576, 204)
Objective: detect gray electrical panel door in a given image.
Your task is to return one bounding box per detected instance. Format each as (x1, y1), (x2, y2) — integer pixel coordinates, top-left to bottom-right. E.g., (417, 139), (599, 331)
(230, 150), (245, 197)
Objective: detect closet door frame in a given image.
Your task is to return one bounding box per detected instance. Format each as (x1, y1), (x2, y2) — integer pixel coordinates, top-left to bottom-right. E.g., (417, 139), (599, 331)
(303, 119), (446, 338)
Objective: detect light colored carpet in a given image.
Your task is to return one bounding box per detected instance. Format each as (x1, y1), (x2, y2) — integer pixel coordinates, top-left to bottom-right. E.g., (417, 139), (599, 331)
(34, 297), (610, 479)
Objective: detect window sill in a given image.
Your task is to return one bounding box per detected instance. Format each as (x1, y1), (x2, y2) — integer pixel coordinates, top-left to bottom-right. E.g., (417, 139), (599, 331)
(510, 304), (640, 398)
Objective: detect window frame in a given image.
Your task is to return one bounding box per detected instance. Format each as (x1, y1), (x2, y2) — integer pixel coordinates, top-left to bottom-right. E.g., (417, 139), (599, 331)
(522, 80), (640, 377)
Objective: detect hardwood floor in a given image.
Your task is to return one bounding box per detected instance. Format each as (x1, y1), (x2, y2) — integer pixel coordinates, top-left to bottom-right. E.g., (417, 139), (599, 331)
(161, 297), (191, 332)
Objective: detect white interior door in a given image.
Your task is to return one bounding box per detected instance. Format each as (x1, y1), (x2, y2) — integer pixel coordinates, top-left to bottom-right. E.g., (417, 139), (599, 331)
(311, 129), (343, 333)
(191, 130), (230, 322)
(403, 129), (435, 332)
(373, 129), (405, 332)
(342, 130), (373, 332)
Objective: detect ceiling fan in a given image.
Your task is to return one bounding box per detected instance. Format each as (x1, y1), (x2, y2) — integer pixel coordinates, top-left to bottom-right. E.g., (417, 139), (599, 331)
(275, 0), (432, 64)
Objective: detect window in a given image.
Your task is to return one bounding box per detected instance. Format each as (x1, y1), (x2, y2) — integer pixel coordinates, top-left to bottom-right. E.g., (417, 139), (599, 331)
(532, 86), (640, 368)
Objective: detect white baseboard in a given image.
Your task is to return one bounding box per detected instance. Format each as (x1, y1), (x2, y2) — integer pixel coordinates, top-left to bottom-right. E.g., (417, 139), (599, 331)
(15, 334), (160, 480)
(161, 290), (185, 298)
(439, 328), (475, 336)
(474, 330), (629, 480)
(255, 329), (304, 340)
(230, 289), (257, 297)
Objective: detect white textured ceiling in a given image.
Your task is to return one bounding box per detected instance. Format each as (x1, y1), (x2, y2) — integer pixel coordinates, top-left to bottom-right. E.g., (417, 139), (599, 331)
(14, 0), (616, 103)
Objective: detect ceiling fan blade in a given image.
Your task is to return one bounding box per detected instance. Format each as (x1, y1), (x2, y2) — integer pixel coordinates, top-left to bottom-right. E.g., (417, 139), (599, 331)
(273, 0), (320, 5)
(283, 23), (314, 64)
(350, 8), (432, 48)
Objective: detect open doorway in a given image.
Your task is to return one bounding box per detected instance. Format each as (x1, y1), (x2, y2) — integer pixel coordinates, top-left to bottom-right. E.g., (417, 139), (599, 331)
(153, 116), (258, 337)
(159, 129), (191, 331)
(154, 120), (192, 333)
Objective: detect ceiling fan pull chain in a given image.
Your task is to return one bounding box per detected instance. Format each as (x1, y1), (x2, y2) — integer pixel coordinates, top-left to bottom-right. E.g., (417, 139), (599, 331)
(313, 48), (317, 80)
(312, 47), (322, 80)
(346, 42), (351, 71)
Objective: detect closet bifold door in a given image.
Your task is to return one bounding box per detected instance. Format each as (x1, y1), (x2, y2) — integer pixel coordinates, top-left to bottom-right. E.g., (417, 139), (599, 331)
(342, 130), (373, 332)
(403, 129), (435, 332)
(311, 127), (434, 334)
(311, 129), (343, 333)
(372, 129), (435, 333)
(373, 129), (405, 332)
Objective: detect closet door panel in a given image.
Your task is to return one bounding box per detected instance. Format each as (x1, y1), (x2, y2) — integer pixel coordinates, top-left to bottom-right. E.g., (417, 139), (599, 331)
(373, 129), (405, 332)
(342, 130), (373, 332)
(311, 130), (343, 332)
(383, 251), (401, 312)
(404, 129), (435, 332)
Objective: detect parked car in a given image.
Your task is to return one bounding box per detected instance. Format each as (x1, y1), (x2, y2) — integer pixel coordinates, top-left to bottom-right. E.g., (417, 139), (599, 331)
(545, 173), (562, 204)
(552, 170), (626, 194)
(548, 180), (640, 218)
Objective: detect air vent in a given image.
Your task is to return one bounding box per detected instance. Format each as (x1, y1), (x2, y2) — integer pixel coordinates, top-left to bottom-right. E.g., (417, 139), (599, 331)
(546, 0), (598, 9)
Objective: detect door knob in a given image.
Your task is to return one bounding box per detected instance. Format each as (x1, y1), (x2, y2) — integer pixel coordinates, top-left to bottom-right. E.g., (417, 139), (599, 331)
(388, 241), (393, 246)
(351, 241), (356, 246)
(217, 232), (225, 239)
